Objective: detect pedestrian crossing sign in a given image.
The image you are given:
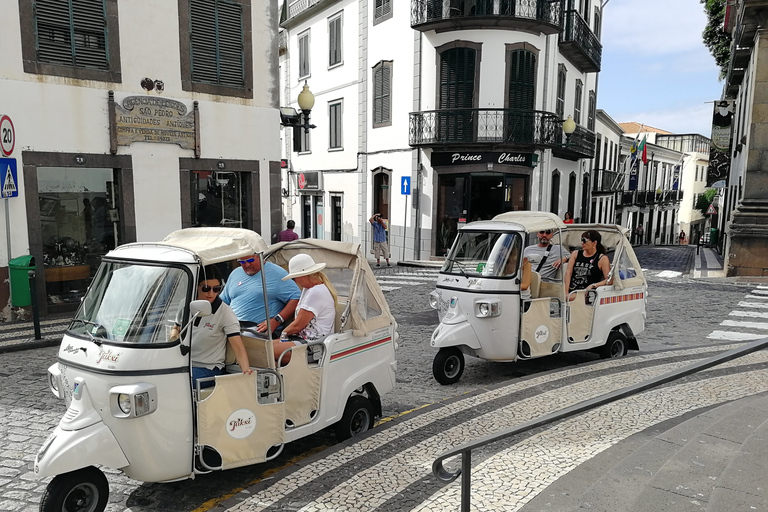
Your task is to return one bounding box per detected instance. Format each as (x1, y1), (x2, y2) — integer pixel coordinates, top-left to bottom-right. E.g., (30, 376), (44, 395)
(706, 203), (717, 215)
(0, 158), (17, 198)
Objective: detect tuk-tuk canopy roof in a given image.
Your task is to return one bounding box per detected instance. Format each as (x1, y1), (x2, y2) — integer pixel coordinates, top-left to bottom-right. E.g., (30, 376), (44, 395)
(491, 211), (566, 232)
(159, 228), (268, 265)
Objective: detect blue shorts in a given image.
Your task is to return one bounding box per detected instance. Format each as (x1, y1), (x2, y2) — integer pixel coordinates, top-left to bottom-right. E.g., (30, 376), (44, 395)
(192, 366), (224, 388)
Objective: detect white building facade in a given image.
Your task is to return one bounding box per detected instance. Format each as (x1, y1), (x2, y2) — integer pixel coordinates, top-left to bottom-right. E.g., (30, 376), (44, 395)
(0, 0), (282, 315)
(280, 0), (602, 260)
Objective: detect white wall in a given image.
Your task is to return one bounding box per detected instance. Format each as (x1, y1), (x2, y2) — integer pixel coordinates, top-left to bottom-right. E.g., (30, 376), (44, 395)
(0, 0), (281, 264)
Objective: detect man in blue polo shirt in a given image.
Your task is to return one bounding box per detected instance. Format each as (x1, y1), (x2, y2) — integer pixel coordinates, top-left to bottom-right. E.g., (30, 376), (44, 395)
(220, 254), (301, 334)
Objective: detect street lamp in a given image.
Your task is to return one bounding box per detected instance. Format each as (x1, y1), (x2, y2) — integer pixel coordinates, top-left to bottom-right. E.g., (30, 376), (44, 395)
(280, 80), (316, 134)
(562, 115), (576, 140)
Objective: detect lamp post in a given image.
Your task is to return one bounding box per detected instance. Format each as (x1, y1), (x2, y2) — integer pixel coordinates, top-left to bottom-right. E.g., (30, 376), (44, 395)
(279, 80), (317, 134)
(297, 81), (315, 133)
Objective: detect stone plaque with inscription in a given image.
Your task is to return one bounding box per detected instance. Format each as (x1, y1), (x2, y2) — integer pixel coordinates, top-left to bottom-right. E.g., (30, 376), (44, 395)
(113, 95), (197, 150)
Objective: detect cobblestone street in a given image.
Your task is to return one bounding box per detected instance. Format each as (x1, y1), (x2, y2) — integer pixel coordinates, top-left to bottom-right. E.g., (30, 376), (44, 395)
(1, 245), (765, 511)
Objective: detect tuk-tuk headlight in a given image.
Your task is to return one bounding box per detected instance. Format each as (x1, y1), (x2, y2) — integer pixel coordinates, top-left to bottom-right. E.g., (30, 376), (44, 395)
(428, 291), (439, 309)
(475, 300), (501, 318)
(110, 383), (158, 418)
(117, 393), (132, 414)
(47, 365), (62, 399)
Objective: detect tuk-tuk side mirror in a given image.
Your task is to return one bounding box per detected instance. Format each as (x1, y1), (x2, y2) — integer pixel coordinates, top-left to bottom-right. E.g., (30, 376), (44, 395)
(178, 300), (212, 355)
(190, 300), (212, 318)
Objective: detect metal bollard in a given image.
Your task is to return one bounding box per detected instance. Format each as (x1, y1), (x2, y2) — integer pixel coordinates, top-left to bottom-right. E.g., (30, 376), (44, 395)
(28, 270), (42, 340)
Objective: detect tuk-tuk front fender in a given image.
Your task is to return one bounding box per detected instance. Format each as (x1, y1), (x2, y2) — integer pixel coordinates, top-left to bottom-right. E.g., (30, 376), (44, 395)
(431, 320), (481, 350)
(35, 422), (129, 479)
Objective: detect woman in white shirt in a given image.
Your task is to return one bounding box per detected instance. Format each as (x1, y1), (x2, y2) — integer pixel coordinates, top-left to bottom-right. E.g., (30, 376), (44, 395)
(272, 254), (338, 364)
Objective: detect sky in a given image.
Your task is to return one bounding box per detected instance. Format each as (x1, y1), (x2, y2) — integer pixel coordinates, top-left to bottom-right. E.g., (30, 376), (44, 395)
(598, 0), (724, 136)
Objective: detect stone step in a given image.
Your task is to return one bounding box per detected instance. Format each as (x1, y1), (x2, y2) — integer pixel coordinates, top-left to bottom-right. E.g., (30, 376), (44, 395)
(705, 395), (768, 512)
(522, 393), (768, 512)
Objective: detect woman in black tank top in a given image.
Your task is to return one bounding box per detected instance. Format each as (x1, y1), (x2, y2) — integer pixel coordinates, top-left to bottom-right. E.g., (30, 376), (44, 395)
(565, 229), (611, 296)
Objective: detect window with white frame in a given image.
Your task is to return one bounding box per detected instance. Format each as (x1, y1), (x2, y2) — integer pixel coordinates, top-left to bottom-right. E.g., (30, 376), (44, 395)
(298, 30), (310, 78)
(574, 79), (583, 125)
(373, 61), (392, 127)
(374, 0), (393, 24)
(556, 64), (566, 121)
(329, 100), (343, 149)
(293, 117), (311, 153)
(328, 13), (342, 67)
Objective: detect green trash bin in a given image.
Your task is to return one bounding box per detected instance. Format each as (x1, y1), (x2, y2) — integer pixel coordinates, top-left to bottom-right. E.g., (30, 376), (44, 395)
(710, 228), (719, 247)
(9, 255), (35, 307)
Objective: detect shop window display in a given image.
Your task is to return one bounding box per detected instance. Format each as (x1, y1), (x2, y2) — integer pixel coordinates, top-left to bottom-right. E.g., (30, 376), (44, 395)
(38, 167), (120, 306)
(191, 171), (248, 228)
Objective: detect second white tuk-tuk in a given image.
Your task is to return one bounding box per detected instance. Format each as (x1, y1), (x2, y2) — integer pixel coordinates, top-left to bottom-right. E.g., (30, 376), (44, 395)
(34, 228), (398, 512)
(429, 212), (647, 384)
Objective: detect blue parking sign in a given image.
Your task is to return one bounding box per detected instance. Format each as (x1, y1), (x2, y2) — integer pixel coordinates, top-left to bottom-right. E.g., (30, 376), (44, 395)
(0, 158), (18, 198)
(401, 176), (411, 196)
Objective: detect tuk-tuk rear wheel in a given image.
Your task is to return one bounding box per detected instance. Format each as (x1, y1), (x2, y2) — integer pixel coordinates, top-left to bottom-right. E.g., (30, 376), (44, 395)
(40, 466), (109, 512)
(433, 347), (465, 385)
(600, 331), (628, 359)
(335, 395), (375, 441)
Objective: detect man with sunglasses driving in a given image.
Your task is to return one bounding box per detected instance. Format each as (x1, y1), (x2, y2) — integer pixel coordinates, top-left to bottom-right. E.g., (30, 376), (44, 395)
(220, 254), (301, 335)
(522, 228), (569, 282)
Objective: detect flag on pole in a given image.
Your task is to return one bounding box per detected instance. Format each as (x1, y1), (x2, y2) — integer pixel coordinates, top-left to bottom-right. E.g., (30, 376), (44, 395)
(638, 135), (648, 164)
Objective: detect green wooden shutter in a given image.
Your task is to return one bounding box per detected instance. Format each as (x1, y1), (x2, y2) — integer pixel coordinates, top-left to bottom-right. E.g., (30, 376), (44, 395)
(507, 49), (535, 143)
(190, 0), (244, 87)
(507, 49), (535, 110)
(439, 48), (476, 142)
(381, 63), (391, 123)
(556, 65), (566, 120)
(329, 16), (341, 66)
(574, 79), (583, 124)
(373, 64), (383, 124)
(217, 0), (245, 87)
(35, 0), (108, 69)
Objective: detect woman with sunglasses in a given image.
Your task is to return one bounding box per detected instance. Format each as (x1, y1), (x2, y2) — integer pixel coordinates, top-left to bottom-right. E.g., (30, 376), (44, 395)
(564, 229), (611, 299)
(190, 265), (251, 387)
(273, 254), (338, 365)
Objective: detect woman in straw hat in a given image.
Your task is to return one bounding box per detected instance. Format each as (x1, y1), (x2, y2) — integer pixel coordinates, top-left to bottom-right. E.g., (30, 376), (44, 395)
(272, 253), (338, 364)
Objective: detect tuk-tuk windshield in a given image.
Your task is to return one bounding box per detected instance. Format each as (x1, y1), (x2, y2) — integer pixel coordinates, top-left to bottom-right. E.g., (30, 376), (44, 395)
(68, 261), (191, 344)
(442, 231), (522, 278)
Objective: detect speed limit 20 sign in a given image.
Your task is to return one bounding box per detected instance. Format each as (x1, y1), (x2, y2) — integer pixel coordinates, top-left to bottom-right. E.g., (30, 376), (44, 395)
(0, 115), (15, 157)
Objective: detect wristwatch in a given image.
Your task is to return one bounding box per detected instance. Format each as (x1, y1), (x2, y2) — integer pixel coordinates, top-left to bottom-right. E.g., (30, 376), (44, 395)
(274, 314), (284, 324)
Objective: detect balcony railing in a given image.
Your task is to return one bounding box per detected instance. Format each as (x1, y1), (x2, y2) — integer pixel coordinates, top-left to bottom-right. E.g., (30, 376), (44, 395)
(559, 10), (602, 73)
(409, 108), (595, 158)
(287, 0), (322, 19)
(592, 169), (623, 193)
(411, 0), (563, 35)
(620, 189), (683, 206)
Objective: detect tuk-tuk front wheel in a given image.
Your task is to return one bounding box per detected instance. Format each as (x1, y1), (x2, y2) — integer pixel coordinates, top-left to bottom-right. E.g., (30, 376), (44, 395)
(433, 347), (465, 385)
(335, 395), (375, 441)
(600, 331), (628, 359)
(40, 466), (109, 512)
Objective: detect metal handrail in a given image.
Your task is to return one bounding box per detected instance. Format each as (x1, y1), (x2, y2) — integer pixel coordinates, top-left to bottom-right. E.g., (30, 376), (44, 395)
(433, 337), (768, 512)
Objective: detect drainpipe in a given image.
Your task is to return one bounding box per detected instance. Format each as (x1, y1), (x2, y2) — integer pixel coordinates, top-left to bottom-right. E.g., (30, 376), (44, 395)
(539, 33), (553, 210)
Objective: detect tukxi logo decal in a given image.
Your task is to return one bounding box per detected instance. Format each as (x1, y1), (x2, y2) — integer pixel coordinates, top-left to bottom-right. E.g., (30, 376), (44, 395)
(534, 325), (550, 344)
(96, 349), (120, 364)
(227, 409), (256, 439)
(62, 344), (87, 356)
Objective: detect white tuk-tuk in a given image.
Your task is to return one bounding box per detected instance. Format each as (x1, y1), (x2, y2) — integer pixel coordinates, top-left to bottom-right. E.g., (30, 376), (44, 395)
(34, 229), (397, 512)
(429, 212), (646, 384)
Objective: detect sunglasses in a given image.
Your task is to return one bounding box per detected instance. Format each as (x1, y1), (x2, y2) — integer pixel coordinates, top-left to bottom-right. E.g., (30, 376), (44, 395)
(538, 230), (553, 235)
(237, 257), (256, 265)
(581, 238), (592, 243)
(200, 284), (223, 293)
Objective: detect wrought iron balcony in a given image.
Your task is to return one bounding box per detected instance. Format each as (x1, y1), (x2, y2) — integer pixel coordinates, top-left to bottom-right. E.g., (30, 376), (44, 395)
(592, 169), (624, 193)
(409, 108), (595, 159)
(559, 10), (601, 73)
(619, 189), (683, 207)
(411, 0), (563, 35)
